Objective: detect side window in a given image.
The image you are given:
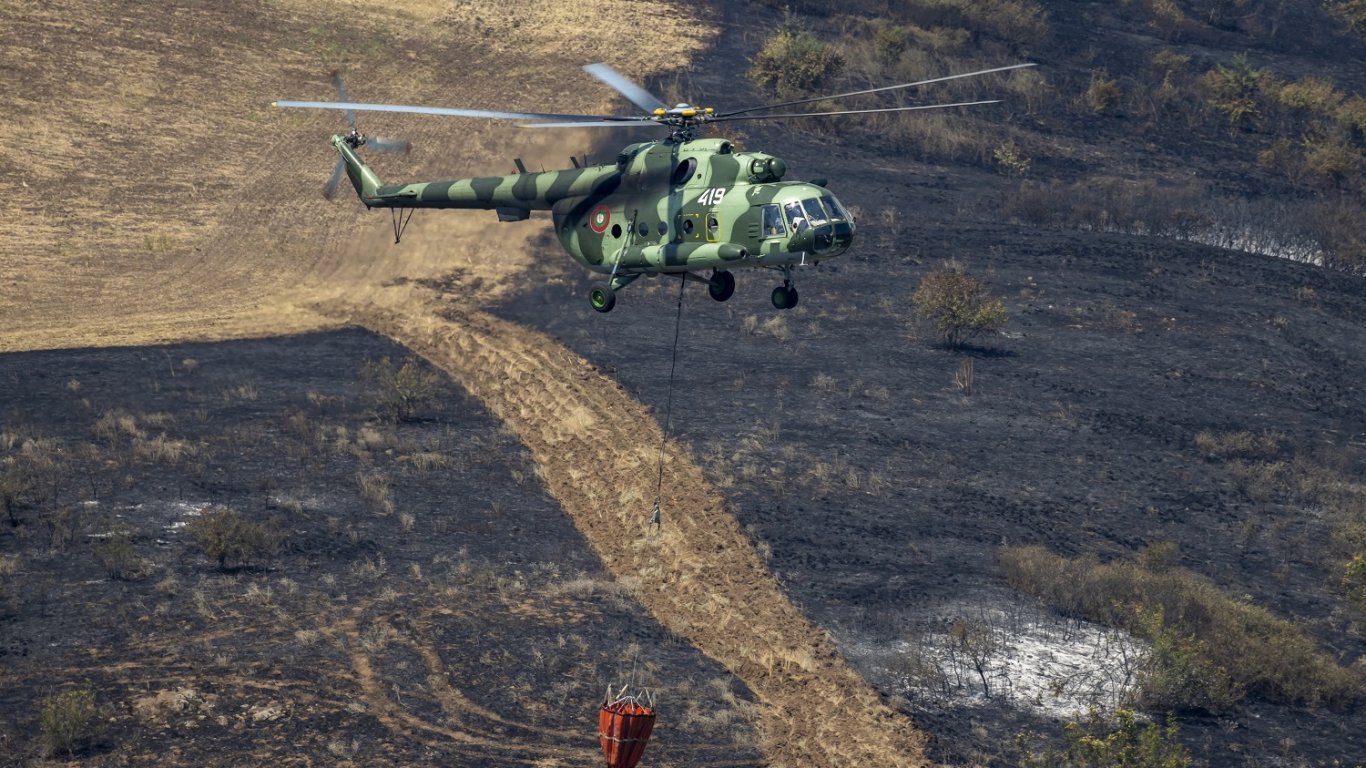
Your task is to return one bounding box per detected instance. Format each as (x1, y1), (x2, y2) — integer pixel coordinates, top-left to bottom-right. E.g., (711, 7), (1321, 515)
(784, 202), (810, 232)
(762, 205), (785, 238)
(706, 213), (719, 242)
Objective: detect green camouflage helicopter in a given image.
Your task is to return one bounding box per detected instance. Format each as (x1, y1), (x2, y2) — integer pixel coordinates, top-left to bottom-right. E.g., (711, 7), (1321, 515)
(275, 63), (1033, 312)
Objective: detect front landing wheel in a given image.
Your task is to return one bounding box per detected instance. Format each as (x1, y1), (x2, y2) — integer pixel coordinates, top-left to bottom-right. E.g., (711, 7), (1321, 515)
(771, 285), (799, 310)
(708, 271), (736, 302)
(589, 283), (616, 313)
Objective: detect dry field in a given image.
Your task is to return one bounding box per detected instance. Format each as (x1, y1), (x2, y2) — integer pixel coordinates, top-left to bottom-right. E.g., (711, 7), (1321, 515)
(0, 1), (932, 765)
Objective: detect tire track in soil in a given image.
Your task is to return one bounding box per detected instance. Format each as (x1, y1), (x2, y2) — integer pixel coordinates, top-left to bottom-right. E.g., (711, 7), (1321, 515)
(327, 608), (596, 763)
(338, 293), (932, 768)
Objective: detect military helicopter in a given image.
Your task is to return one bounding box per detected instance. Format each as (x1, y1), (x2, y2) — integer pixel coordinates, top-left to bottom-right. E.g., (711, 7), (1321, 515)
(275, 62), (1033, 312)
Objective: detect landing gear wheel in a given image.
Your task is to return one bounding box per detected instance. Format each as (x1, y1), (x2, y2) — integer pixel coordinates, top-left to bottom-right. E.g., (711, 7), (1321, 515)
(771, 285), (799, 310)
(708, 271), (735, 302)
(589, 282), (616, 313)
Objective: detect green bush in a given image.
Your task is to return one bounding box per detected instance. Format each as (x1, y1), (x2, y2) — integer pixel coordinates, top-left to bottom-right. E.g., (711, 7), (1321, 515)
(911, 263), (1007, 348)
(359, 356), (445, 423)
(748, 18), (844, 98)
(1017, 709), (1190, 768)
(1000, 545), (1363, 710)
(186, 507), (282, 570)
(1200, 54), (1272, 128)
(39, 682), (100, 757)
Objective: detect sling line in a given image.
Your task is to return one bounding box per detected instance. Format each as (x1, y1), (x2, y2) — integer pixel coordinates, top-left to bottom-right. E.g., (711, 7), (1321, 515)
(650, 276), (687, 530)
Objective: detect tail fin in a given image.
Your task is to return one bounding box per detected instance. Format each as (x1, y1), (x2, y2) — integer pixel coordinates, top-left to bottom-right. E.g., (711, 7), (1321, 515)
(331, 134), (383, 205)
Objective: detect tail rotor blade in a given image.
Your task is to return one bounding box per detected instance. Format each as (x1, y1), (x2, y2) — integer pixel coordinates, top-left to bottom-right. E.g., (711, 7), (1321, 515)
(322, 157), (345, 199)
(367, 137), (411, 154)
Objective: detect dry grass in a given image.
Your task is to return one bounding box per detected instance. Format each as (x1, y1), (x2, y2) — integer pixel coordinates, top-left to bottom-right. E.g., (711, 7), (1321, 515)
(1001, 545), (1363, 708)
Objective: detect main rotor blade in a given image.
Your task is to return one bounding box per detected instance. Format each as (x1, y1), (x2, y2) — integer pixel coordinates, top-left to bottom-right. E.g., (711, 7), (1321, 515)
(273, 100), (632, 123)
(711, 99), (1001, 123)
(520, 118), (656, 129)
(715, 63), (1036, 118)
(330, 71), (357, 131)
(583, 63), (667, 112)
(322, 157), (345, 199)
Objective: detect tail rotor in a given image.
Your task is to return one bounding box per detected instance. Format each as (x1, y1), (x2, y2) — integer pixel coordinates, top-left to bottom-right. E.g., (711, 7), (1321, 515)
(321, 70), (410, 199)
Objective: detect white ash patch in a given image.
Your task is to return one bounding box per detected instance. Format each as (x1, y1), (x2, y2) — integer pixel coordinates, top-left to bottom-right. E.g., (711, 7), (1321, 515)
(852, 600), (1147, 719)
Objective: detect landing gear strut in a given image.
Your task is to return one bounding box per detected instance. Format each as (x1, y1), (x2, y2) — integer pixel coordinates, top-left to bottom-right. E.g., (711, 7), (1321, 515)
(708, 270), (735, 302)
(771, 266), (799, 310)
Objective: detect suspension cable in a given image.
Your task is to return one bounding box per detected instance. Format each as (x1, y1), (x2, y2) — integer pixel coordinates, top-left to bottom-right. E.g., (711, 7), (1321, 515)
(650, 276), (687, 530)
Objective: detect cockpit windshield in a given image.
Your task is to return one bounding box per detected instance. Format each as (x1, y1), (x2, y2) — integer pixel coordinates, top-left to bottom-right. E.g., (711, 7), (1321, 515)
(801, 198), (830, 226)
(821, 195), (851, 221)
(784, 201), (810, 232)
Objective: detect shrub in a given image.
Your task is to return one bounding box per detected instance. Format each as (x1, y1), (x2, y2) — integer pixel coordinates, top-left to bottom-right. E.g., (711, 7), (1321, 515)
(92, 529), (152, 581)
(993, 140), (1031, 176)
(39, 682), (100, 757)
(1017, 709), (1191, 768)
(1086, 71), (1122, 113)
(1199, 54), (1272, 128)
(359, 356), (445, 423)
(1000, 545), (1363, 710)
(1276, 77), (1343, 116)
(911, 263), (1007, 348)
(1345, 554), (1366, 613)
(748, 17), (844, 98)
(186, 507), (282, 570)
(1327, 0), (1366, 34)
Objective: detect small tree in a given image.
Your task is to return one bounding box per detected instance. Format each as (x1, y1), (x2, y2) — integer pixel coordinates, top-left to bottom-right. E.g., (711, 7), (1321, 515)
(186, 507), (282, 570)
(911, 264), (1007, 348)
(39, 682), (100, 757)
(359, 356), (445, 423)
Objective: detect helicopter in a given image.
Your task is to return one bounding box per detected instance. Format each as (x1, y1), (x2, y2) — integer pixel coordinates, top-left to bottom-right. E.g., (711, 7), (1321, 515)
(274, 62), (1034, 312)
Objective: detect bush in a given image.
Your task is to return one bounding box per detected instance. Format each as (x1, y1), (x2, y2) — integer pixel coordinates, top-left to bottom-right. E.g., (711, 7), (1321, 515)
(1199, 54), (1272, 128)
(92, 529), (152, 581)
(186, 507), (282, 570)
(359, 356), (445, 423)
(1327, 0), (1366, 34)
(39, 682), (100, 757)
(1017, 709), (1190, 768)
(1000, 545), (1363, 710)
(911, 263), (1007, 348)
(748, 17), (844, 98)
(1344, 554), (1366, 613)
(1086, 71), (1122, 113)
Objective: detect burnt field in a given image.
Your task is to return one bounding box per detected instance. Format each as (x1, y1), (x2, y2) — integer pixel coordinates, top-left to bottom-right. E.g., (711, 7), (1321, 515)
(496, 218), (1366, 765)
(0, 330), (761, 766)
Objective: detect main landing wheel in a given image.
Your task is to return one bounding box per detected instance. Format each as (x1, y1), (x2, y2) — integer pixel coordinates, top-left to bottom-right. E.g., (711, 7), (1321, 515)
(588, 282), (616, 313)
(708, 271), (736, 302)
(771, 285), (799, 310)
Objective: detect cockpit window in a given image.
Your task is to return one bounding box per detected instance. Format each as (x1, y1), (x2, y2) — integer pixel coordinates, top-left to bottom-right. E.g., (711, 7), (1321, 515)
(762, 205), (786, 238)
(784, 201), (810, 232)
(801, 198), (830, 226)
(821, 195), (851, 221)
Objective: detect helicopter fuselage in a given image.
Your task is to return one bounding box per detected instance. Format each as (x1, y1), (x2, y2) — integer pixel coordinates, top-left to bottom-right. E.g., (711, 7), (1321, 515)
(334, 134), (855, 306)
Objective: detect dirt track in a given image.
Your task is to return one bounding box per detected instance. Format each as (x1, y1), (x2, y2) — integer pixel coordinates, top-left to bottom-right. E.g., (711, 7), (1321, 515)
(346, 293), (930, 766)
(0, 1), (932, 764)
